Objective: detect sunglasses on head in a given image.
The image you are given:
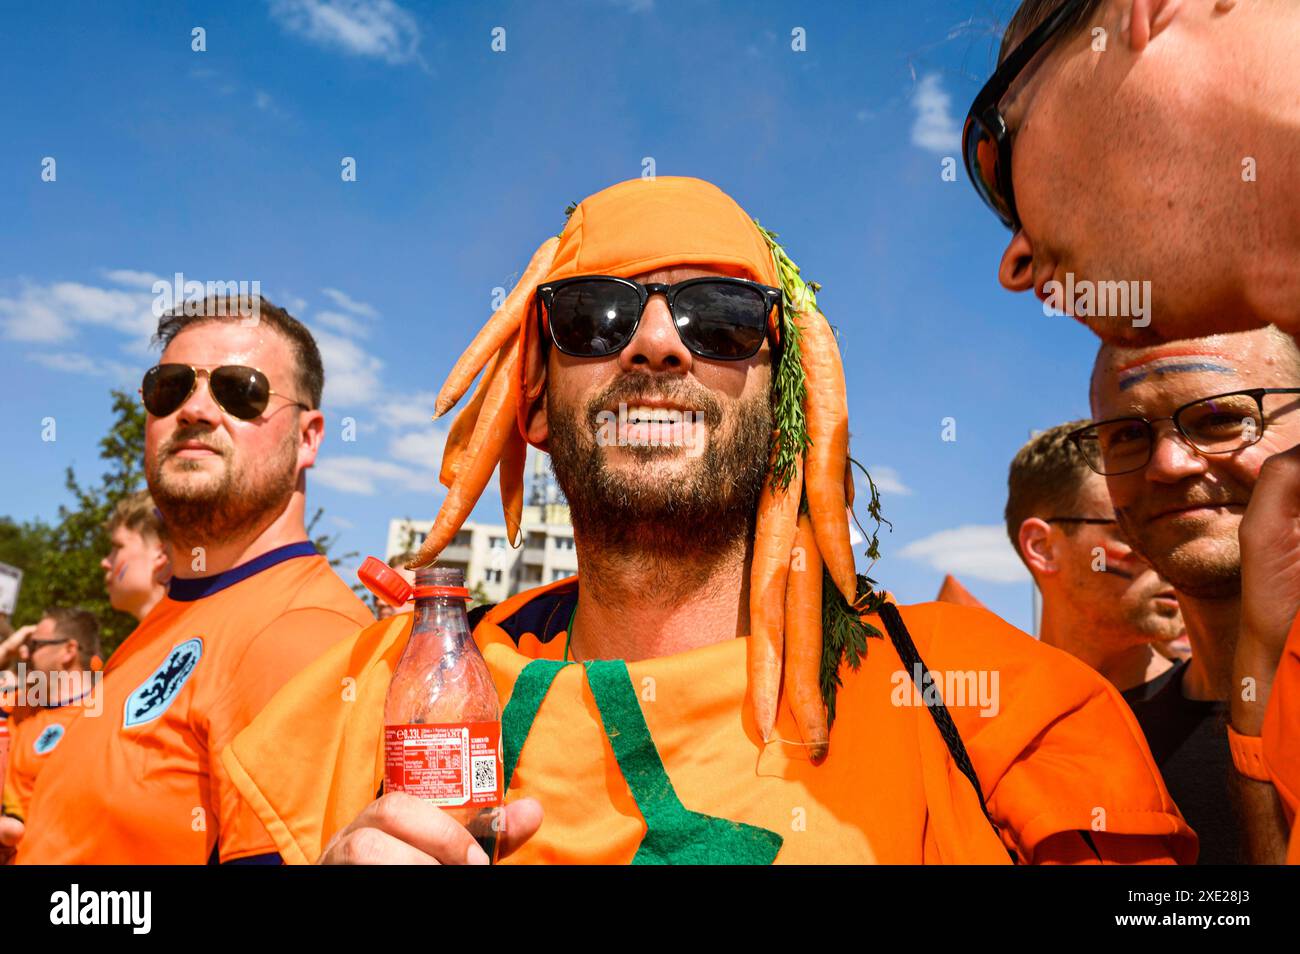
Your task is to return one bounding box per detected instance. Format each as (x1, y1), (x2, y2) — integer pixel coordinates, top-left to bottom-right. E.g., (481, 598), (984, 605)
(141, 364), (311, 421)
(962, 0), (1091, 230)
(535, 275), (782, 362)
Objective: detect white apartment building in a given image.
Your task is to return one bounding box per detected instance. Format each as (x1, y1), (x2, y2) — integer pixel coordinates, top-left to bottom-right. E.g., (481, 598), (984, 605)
(386, 502), (578, 605)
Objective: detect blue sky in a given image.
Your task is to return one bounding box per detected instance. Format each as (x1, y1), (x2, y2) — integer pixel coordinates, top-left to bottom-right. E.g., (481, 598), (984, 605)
(0, 0), (1108, 633)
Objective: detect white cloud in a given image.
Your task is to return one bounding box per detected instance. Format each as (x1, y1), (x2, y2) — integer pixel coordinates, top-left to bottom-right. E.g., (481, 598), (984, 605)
(910, 73), (961, 154)
(899, 524), (1030, 584)
(389, 427), (447, 468)
(312, 326), (384, 406)
(101, 269), (164, 290)
(268, 0), (422, 65)
(314, 309), (371, 338)
(321, 287), (378, 318)
(311, 455), (431, 495)
(254, 90), (275, 111)
(379, 390), (439, 429)
(26, 351), (136, 382)
(0, 280), (155, 344)
(866, 464), (912, 497)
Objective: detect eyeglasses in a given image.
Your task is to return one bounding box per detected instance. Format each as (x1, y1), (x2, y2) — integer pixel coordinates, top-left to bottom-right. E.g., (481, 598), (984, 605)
(962, 0), (1091, 230)
(535, 276), (782, 362)
(1068, 388), (1300, 476)
(141, 364), (311, 421)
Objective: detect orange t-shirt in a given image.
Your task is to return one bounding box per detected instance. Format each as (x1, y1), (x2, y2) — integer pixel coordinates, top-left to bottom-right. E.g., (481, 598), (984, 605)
(1263, 610), (1300, 862)
(224, 578), (1194, 864)
(16, 542), (373, 864)
(2, 695), (94, 821)
(0, 699), (11, 813)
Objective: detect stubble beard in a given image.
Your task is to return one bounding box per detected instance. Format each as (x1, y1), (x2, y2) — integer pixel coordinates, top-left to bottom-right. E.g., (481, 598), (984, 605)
(147, 427), (299, 551)
(547, 381), (773, 590)
(1115, 508), (1242, 601)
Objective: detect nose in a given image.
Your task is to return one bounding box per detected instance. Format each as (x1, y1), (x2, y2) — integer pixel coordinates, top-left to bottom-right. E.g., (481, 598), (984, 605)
(175, 372), (223, 428)
(619, 293), (691, 374)
(998, 229), (1035, 292)
(100, 554), (112, 572)
(1144, 423), (1209, 484)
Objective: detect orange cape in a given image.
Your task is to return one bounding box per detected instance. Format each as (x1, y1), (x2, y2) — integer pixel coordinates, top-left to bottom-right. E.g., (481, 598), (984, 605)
(223, 580), (1194, 864)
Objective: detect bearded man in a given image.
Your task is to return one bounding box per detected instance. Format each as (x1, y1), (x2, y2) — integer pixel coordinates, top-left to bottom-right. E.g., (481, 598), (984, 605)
(5, 296), (373, 864)
(221, 177), (1192, 864)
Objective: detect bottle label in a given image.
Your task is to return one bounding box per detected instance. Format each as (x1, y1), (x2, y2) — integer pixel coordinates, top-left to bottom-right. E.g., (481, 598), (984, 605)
(384, 721), (503, 807)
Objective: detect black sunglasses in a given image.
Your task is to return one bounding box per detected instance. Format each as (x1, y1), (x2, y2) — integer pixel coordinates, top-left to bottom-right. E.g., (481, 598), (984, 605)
(141, 364), (311, 421)
(535, 275), (782, 362)
(962, 0), (1090, 230)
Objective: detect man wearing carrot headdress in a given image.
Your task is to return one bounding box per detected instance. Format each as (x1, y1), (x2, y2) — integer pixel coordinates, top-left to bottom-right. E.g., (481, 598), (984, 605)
(222, 176), (1193, 864)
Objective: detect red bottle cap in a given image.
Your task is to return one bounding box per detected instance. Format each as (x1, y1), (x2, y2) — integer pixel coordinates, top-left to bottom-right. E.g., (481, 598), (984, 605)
(357, 556), (413, 608)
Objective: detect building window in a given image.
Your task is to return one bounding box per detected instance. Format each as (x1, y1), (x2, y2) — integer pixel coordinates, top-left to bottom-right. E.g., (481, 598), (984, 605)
(485, 569), (503, 583)
(553, 536), (575, 550)
(550, 568), (568, 582)
(489, 536), (506, 550)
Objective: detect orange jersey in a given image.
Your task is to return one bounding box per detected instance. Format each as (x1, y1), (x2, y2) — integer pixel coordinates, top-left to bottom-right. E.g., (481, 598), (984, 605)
(0, 702), (10, 815)
(225, 578), (1193, 864)
(2, 695), (93, 821)
(17, 543), (373, 864)
(1263, 611), (1300, 863)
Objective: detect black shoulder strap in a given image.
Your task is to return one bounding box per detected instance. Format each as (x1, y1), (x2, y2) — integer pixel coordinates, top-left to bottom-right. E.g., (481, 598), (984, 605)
(467, 602), (497, 631)
(877, 602), (1011, 856)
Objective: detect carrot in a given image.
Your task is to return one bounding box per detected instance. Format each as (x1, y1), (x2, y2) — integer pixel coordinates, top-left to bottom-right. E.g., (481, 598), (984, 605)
(498, 419), (527, 546)
(797, 309), (856, 605)
(439, 350), (500, 489)
(844, 457), (855, 508)
(748, 451), (803, 741)
(410, 331), (521, 568)
(434, 236), (558, 419)
(784, 512), (828, 763)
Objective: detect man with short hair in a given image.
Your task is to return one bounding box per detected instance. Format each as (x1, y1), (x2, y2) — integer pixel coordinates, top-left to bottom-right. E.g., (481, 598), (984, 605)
(1006, 422), (1184, 692)
(2, 609), (101, 835)
(1079, 327), (1300, 862)
(102, 489), (171, 622)
(10, 295), (374, 864)
(222, 178), (1191, 865)
(967, 0), (1300, 862)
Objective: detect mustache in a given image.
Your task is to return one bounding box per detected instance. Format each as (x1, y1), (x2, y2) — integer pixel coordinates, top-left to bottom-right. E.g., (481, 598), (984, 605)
(161, 426), (231, 458)
(587, 375), (724, 428)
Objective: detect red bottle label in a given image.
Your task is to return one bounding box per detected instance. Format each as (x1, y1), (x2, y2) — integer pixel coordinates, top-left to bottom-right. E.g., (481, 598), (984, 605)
(384, 721), (503, 807)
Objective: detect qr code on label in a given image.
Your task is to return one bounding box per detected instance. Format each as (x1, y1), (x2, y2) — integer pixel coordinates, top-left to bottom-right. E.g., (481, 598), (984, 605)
(471, 755), (497, 794)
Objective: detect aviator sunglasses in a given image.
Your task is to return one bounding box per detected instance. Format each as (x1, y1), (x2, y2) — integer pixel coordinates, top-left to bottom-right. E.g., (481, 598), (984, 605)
(535, 275), (782, 361)
(141, 363), (311, 421)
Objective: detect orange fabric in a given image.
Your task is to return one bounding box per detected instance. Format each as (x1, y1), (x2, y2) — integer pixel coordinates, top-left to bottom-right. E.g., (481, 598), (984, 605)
(935, 574), (986, 608)
(1263, 610), (1300, 863)
(2, 701), (91, 821)
(517, 177), (779, 451)
(223, 580), (1193, 865)
(16, 553), (373, 864)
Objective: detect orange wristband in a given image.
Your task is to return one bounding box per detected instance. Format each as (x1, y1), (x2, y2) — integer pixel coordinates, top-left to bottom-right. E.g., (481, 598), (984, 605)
(1227, 724), (1270, 782)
